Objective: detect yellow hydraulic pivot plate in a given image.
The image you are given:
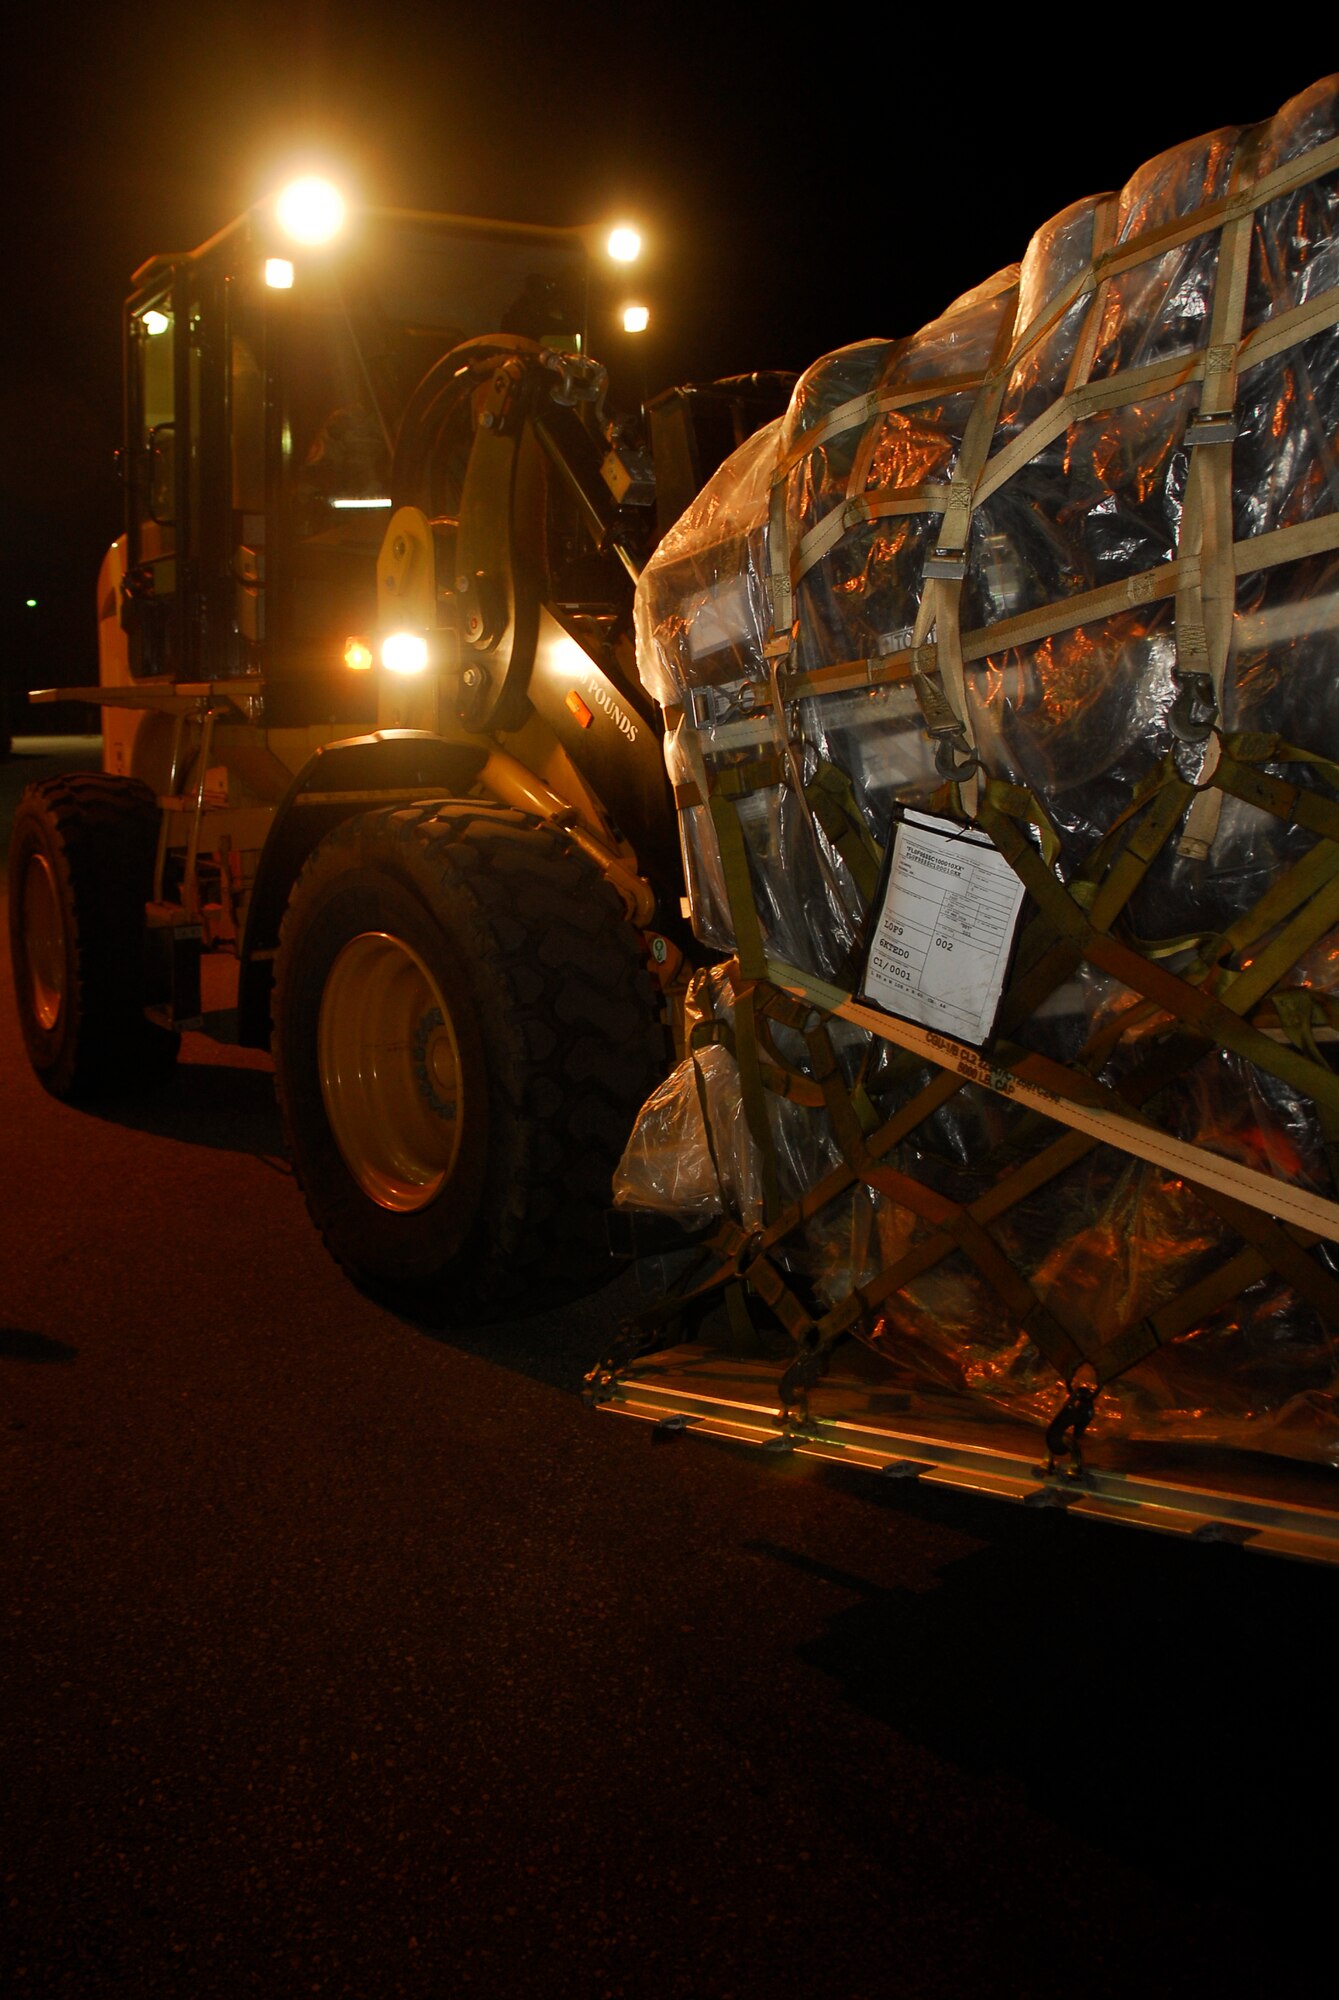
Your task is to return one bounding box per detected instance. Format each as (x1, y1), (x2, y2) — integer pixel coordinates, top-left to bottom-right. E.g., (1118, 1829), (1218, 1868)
(378, 507), (436, 630)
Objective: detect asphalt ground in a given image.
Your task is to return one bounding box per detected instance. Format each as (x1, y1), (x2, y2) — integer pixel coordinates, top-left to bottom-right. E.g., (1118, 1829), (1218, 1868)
(2, 739), (1336, 1998)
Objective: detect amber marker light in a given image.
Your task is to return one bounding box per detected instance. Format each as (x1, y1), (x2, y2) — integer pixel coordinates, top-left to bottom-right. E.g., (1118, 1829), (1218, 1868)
(344, 637), (374, 672)
(276, 175), (347, 246)
(607, 224), (641, 263)
(382, 632), (430, 675)
(565, 690), (594, 727)
(265, 258), (295, 290)
(622, 304), (650, 334)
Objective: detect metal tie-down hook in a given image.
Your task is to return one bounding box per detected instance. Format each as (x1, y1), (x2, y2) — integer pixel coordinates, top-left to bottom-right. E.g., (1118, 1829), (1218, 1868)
(934, 729), (983, 782)
(1043, 1365), (1100, 1479)
(1169, 668), (1218, 745)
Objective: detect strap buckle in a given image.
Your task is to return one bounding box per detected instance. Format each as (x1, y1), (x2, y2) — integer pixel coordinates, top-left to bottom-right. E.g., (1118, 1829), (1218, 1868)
(912, 666), (982, 778)
(685, 684), (720, 729)
(923, 546), (968, 581)
(1186, 410), (1237, 447)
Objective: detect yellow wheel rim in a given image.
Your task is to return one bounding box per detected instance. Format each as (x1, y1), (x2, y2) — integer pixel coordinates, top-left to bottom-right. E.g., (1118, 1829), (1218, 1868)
(317, 931), (466, 1212)
(22, 852), (64, 1032)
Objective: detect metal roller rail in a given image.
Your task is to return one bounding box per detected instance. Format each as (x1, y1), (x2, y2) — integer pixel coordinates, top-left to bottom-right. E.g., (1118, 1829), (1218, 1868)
(591, 1346), (1339, 1566)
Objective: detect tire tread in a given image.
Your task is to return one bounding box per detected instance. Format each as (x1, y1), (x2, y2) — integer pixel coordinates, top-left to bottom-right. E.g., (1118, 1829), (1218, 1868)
(274, 801), (664, 1320)
(7, 772), (177, 1097)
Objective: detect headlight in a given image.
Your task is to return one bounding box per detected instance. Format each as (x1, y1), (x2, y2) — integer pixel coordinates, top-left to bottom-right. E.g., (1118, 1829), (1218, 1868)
(275, 176), (347, 246)
(381, 632), (430, 675)
(607, 225), (641, 263)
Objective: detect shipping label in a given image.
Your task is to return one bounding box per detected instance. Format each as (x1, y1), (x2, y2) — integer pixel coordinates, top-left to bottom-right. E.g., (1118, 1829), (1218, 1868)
(861, 810), (1027, 1048)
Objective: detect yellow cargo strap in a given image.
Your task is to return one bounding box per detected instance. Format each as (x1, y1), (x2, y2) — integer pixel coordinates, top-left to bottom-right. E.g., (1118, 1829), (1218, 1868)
(802, 760), (885, 909)
(743, 721), (1339, 1388)
(1172, 127), (1263, 855)
(975, 784), (1339, 1126)
(774, 373), (989, 482)
(646, 123), (1339, 1406)
(973, 349), (1210, 511)
(1061, 195), (1120, 399)
(691, 1012), (827, 1110)
(706, 792), (768, 983)
(993, 134), (1339, 398)
(772, 957), (1339, 1245)
(1273, 988), (1339, 1188)
(708, 753), (787, 801)
(754, 730), (1339, 1370)
(800, 1008), (1088, 1382)
(701, 788), (784, 1223)
(755, 128), (1339, 808)
(790, 485), (956, 587)
(909, 297), (1020, 811)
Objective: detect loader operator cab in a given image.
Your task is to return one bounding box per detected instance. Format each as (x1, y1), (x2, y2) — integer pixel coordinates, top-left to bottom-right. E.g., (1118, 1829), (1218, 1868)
(119, 190), (592, 727)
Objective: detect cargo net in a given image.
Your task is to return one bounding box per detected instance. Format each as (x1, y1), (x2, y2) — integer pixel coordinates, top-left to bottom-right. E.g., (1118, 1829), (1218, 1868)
(614, 75), (1339, 1466)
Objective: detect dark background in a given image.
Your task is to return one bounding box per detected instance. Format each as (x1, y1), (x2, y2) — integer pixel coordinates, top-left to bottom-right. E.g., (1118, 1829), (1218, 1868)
(4, 30), (1339, 1990)
(2, 746), (1338, 1997)
(0, 6), (1331, 695)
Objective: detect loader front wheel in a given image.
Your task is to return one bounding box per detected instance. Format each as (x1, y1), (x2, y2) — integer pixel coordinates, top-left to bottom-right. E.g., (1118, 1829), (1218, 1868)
(272, 802), (664, 1322)
(7, 772), (179, 1098)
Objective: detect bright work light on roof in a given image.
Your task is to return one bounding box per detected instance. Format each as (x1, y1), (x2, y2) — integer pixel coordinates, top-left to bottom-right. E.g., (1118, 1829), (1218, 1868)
(622, 303), (650, 333)
(275, 175), (347, 246)
(607, 225), (641, 263)
(382, 631), (430, 675)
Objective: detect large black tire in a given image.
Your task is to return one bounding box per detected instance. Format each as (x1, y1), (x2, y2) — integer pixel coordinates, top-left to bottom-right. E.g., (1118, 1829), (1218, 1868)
(271, 802), (665, 1322)
(7, 772), (179, 1098)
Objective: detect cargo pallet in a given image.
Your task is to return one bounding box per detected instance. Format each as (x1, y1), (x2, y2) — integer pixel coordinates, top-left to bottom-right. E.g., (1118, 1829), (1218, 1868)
(592, 1344), (1339, 1567)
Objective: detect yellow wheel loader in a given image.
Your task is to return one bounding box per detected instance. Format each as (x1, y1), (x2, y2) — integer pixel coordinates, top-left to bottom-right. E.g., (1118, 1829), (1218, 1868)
(6, 184), (789, 1320)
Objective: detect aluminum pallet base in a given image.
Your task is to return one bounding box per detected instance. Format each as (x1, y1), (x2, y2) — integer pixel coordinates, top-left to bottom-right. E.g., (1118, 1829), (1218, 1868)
(593, 1346), (1339, 1566)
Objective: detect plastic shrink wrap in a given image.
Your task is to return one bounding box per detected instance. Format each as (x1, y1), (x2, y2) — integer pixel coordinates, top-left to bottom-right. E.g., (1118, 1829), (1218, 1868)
(617, 76), (1339, 1465)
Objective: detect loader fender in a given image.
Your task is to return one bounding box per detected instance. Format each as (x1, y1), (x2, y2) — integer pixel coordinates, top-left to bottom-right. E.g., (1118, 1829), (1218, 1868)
(237, 729), (487, 1045)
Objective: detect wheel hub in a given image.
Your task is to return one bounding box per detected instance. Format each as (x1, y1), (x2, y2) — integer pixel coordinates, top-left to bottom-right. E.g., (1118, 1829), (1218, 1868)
(317, 932), (466, 1213)
(411, 1006), (461, 1118)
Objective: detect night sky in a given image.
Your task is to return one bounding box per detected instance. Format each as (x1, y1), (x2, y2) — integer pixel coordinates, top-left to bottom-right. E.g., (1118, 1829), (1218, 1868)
(2, 5), (1330, 685)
